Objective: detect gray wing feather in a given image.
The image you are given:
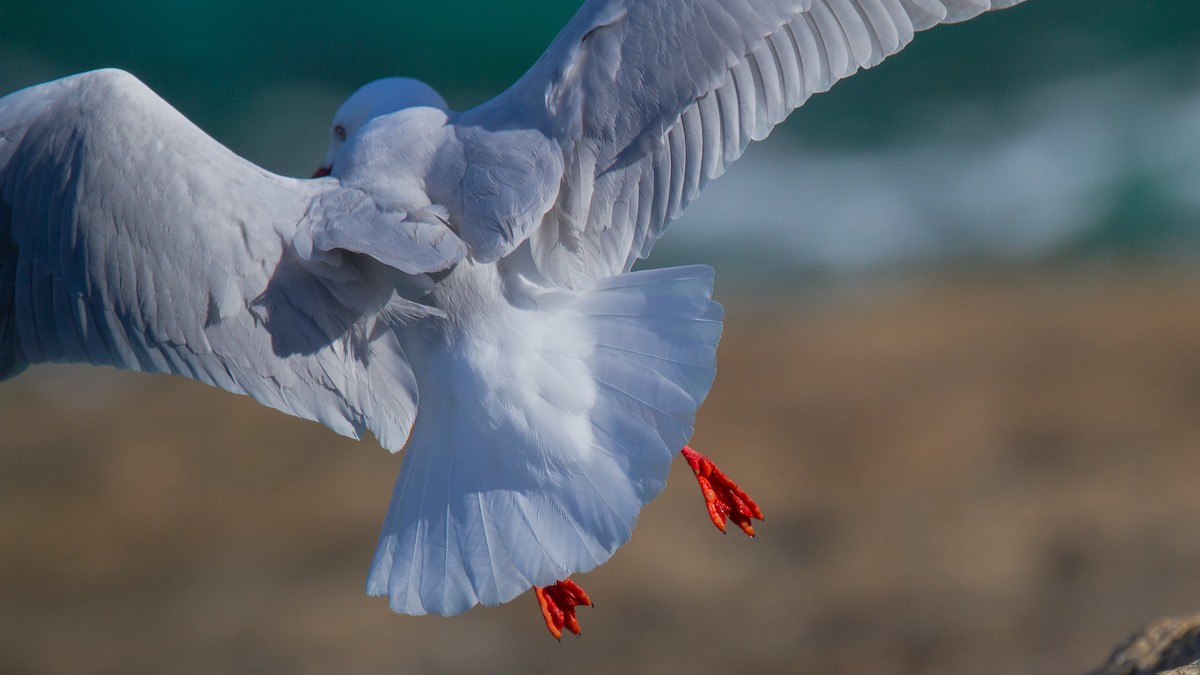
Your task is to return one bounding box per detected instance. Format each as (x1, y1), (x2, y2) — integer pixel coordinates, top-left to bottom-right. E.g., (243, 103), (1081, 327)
(454, 0), (1026, 286)
(0, 69), (444, 450)
(305, 188), (467, 274)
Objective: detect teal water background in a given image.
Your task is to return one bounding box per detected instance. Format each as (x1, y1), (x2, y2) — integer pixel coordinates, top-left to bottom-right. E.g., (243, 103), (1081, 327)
(2, 0), (1198, 281)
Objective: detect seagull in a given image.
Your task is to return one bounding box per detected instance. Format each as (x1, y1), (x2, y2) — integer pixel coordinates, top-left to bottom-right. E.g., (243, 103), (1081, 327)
(0, 0), (1025, 639)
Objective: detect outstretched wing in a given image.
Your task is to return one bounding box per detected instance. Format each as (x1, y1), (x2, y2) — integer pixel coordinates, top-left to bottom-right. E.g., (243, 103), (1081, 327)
(0, 69), (465, 449)
(452, 0), (1025, 287)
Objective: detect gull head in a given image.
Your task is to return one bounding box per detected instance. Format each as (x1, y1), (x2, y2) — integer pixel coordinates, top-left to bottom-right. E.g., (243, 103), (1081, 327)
(312, 77), (448, 178)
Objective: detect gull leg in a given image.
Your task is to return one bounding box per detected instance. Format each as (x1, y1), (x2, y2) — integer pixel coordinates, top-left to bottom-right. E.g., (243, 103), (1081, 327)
(533, 578), (593, 640)
(680, 445), (764, 537)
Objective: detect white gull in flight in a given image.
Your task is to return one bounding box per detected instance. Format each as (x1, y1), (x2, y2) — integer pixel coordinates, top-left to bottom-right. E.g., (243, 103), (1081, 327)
(0, 0), (1025, 638)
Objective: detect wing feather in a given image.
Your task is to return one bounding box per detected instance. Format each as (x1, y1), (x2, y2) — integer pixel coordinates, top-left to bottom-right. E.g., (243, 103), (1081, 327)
(0, 69), (450, 449)
(450, 0), (1026, 286)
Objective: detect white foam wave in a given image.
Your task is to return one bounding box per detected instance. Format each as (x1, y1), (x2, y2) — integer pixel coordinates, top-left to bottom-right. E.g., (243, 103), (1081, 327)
(656, 59), (1200, 277)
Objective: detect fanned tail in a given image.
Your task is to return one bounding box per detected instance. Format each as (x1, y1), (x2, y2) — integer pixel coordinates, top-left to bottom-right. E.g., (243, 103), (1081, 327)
(367, 265), (722, 616)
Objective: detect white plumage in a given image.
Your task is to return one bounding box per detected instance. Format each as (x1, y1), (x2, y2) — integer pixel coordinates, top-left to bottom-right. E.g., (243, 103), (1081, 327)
(0, 0), (1025, 618)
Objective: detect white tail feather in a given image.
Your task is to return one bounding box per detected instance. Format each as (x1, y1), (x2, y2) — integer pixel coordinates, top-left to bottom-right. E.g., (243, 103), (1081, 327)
(367, 265), (722, 616)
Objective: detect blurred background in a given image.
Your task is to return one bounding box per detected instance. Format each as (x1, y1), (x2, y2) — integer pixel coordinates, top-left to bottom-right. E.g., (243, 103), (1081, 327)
(2, 1), (1200, 673)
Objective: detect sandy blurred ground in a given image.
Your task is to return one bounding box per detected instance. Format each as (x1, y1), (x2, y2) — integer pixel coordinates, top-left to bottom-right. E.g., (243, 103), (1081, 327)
(3, 263), (1200, 675)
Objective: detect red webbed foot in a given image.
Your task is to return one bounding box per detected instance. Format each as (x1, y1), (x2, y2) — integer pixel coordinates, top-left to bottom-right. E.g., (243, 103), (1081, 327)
(534, 578), (593, 640)
(681, 445), (764, 536)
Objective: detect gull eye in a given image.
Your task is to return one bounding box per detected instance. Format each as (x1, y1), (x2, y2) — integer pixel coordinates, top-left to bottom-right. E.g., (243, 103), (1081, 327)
(334, 124), (347, 141)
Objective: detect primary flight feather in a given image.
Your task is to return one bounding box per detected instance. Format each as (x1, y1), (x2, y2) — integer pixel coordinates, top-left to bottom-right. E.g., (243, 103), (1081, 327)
(0, 0), (1026, 630)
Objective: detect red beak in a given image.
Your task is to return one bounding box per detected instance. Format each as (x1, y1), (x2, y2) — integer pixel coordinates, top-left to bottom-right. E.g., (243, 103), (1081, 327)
(311, 166), (331, 178)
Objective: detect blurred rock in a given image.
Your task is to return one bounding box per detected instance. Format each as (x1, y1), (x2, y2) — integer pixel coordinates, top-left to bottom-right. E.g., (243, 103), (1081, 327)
(1092, 614), (1200, 675)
